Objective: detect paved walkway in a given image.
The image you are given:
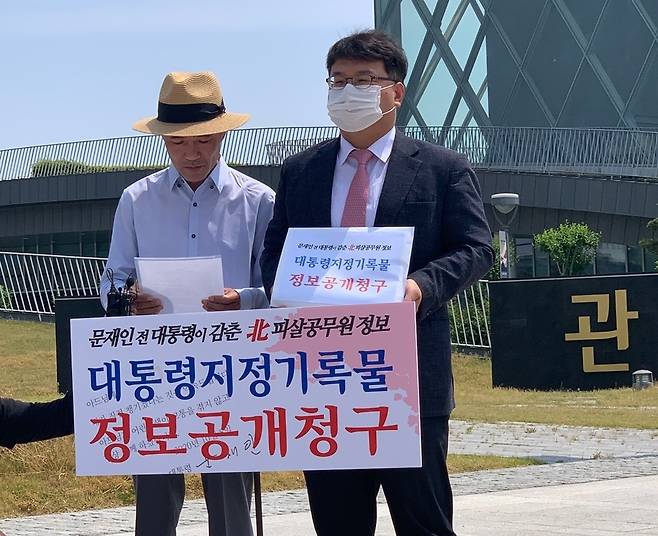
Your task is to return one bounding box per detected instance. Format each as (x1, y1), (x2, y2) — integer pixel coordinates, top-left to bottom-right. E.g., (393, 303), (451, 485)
(449, 420), (658, 462)
(2, 420), (657, 535)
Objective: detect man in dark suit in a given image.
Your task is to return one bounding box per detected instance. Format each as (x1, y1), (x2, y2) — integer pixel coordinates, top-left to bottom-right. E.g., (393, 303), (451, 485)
(260, 30), (493, 536)
(0, 392), (73, 449)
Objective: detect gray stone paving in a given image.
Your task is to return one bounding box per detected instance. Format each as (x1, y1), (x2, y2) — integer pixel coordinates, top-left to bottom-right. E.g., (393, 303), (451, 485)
(2, 420), (657, 535)
(449, 420), (658, 462)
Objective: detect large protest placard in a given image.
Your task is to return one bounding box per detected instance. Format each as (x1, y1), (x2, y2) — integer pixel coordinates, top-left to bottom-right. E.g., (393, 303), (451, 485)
(71, 302), (420, 476)
(271, 227), (414, 307)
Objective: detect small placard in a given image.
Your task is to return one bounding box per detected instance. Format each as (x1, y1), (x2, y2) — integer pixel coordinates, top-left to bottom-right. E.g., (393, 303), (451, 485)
(271, 227), (414, 307)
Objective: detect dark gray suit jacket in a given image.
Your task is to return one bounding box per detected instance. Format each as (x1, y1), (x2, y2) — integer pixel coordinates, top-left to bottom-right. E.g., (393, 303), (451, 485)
(261, 132), (494, 417)
(0, 392), (73, 449)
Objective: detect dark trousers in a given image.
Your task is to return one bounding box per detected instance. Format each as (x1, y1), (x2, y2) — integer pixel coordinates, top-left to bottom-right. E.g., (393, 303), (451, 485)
(133, 472), (254, 536)
(305, 416), (455, 536)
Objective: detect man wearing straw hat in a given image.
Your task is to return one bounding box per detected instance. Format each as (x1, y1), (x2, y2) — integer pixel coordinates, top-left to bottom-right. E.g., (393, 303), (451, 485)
(101, 71), (274, 536)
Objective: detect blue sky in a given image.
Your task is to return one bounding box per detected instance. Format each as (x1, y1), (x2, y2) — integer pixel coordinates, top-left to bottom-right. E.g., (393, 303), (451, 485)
(0, 1), (374, 149)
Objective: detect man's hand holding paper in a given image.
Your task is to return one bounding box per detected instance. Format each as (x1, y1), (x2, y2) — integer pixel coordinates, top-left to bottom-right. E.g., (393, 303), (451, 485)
(131, 291), (163, 315)
(134, 255), (224, 314)
(202, 288), (241, 311)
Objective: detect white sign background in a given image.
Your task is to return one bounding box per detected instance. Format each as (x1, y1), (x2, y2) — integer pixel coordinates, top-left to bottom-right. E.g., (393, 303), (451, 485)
(71, 303), (420, 476)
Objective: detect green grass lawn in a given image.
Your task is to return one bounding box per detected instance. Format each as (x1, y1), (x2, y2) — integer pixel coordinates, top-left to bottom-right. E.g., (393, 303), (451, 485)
(0, 435), (541, 517)
(14, 318), (657, 517)
(452, 352), (658, 429)
(0, 319), (58, 400)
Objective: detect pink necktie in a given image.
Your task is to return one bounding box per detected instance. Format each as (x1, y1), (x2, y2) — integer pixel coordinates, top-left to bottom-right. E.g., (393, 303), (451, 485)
(341, 149), (374, 227)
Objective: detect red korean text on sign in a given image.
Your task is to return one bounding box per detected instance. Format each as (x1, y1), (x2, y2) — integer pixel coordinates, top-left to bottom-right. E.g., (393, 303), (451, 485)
(137, 413), (187, 456)
(241, 407), (288, 457)
(189, 411), (239, 461)
(345, 406), (398, 456)
(295, 405), (339, 458)
(90, 412), (131, 463)
(247, 319), (270, 342)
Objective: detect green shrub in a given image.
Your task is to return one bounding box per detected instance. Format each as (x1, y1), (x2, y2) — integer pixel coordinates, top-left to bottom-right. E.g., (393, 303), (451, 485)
(0, 285), (11, 309)
(31, 159), (165, 178)
(534, 221), (600, 276)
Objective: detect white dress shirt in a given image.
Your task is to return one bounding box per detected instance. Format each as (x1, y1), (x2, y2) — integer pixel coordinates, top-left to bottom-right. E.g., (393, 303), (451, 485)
(100, 158), (275, 310)
(331, 126), (396, 227)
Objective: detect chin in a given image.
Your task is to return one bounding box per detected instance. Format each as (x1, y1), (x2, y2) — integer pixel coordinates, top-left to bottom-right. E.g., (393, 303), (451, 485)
(184, 170), (207, 182)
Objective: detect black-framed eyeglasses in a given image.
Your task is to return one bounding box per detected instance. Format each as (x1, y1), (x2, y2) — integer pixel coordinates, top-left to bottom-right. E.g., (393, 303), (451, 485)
(326, 75), (399, 89)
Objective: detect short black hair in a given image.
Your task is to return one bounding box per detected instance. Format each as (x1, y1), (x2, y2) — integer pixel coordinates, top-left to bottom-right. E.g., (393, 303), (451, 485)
(326, 30), (408, 82)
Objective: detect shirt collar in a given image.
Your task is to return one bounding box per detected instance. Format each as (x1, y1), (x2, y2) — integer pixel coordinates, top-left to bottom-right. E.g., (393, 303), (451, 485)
(337, 126), (397, 166)
(167, 157), (228, 193)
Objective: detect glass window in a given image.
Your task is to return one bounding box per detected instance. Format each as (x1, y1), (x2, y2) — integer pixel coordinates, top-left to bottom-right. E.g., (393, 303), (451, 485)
(96, 231), (111, 258)
(526, 4), (582, 120)
(590, 1), (653, 103)
(37, 234), (53, 255)
(22, 236), (37, 253)
(645, 248), (658, 273)
(53, 232), (81, 256)
(549, 258), (561, 277)
(81, 233), (96, 257)
(627, 245), (644, 273)
(490, 0), (544, 59)
(535, 248), (550, 277)
(560, 62), (619, 127)
(0, 237), (23, 253)
(569, 0), (606, 41)
(578, 257), (595, 276)
(596, 243), (627, 275)
(513, 237), (534, 278)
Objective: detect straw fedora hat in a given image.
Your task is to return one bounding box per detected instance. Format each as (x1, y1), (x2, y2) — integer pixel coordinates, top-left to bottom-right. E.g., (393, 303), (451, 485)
(133, 71), (250, 136)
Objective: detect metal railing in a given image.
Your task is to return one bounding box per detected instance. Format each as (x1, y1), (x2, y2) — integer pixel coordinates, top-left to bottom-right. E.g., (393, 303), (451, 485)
(0, 251), (491, 349)
(449, 280), (490, 349)
(0, 251), (105, 318)
(1, 126), (657, 181)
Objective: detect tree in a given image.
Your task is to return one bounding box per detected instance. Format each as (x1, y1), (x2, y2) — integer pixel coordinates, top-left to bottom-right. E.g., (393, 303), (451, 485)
(639, 217), (658, 271)
(533, 222), (601, 276)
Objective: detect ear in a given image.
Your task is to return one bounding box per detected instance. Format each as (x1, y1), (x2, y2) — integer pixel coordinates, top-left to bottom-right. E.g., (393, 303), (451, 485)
(394, 82), (405, 108)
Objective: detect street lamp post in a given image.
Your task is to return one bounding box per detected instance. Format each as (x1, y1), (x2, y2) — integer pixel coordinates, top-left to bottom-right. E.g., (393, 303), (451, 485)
(491, 193), (520, 279)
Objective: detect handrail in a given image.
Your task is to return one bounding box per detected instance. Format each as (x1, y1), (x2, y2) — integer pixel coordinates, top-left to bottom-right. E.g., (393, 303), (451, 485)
(1, 126), (657, 181)
(0, 251), (491, 348)
(0, 251), (106, 317)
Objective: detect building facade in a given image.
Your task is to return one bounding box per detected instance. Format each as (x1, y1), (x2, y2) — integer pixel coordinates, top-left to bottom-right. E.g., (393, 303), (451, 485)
(375, 0), (658, 129)
(375, 0), (658, 276)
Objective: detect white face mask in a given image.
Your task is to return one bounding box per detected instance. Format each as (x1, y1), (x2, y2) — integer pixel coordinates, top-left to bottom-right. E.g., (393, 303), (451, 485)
(327, 83), (396, 132)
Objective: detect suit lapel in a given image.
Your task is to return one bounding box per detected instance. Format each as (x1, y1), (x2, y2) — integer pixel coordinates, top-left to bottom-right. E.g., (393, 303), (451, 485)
(303, 138), (339, 227)
(374, 133), (421, 226)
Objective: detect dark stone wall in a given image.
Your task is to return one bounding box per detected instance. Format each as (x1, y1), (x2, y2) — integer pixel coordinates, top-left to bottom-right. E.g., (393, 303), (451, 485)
(0, 165), (655, 245)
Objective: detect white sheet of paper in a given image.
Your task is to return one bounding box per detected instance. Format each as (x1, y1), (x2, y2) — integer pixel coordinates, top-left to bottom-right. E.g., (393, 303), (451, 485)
(134, 256), (224, 314)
